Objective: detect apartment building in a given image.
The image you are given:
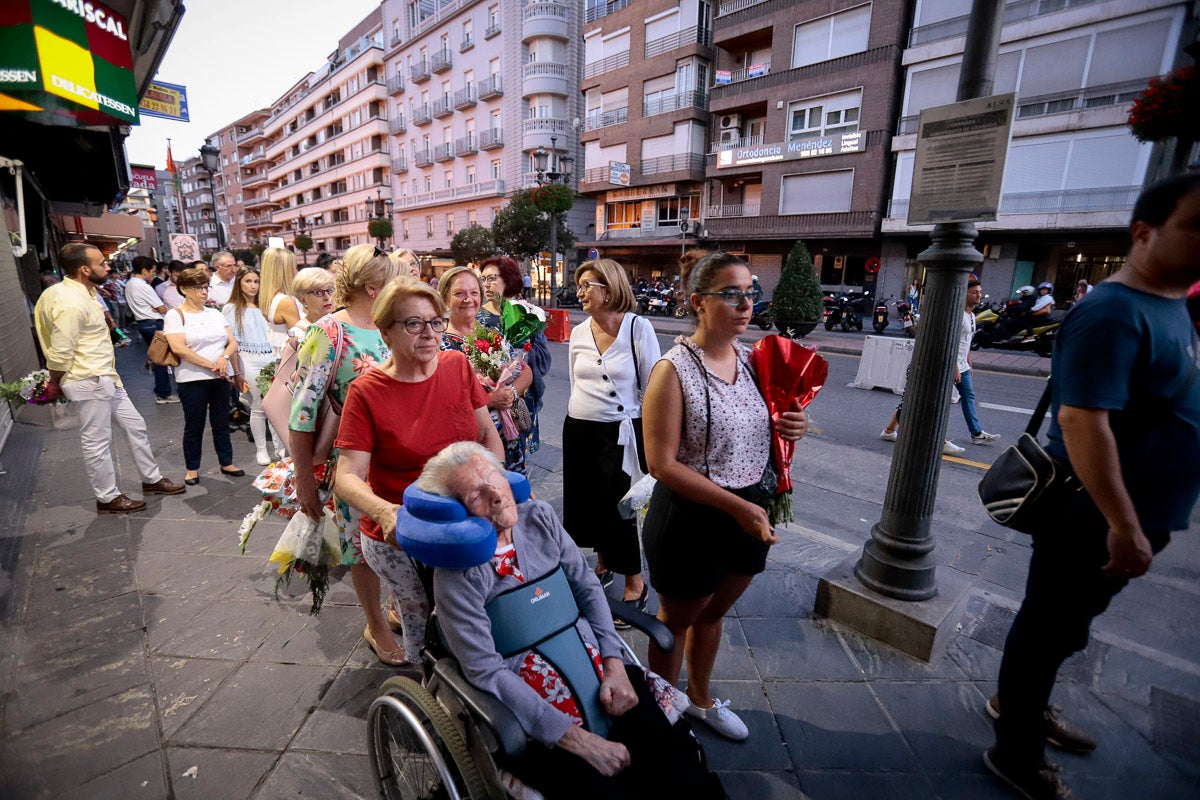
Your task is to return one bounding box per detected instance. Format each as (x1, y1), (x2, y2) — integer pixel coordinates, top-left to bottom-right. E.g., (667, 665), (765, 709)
(230, 109), (280, 248)
(380, 0), (592, 276)
(576, 0), (717, 278)
(179, 156), (222, 253)
(263, 8), (392, 257)
(881, 0), (1196, 300)
(150, 169), (180, 258)
(700, 0), (910, 293)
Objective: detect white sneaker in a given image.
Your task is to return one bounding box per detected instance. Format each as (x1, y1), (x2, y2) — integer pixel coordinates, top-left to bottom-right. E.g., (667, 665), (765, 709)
(971, 431), (1001, 445)
(154, 395), (180, 405)
(943, 440), (966, 455)
(685, 698), (749, 741)
(256, 448), (272, 466)
(879, 429), (898, 442)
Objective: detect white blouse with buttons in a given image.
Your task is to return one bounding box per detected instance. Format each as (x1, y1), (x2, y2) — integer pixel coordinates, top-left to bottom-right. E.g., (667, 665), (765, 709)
(567, 312), (661, 422)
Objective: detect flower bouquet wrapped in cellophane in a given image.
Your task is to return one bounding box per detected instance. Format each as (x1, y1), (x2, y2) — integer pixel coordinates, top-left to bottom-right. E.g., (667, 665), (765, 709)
(268, 506), (341, 615)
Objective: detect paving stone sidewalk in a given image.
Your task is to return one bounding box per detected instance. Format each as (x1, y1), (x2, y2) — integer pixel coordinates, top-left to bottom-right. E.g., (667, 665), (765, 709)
(1, 346), (1196, 800)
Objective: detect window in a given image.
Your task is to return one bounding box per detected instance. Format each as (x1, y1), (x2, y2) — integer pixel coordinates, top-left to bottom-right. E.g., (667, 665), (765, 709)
(467, 208), (476, 225)
(466, 164), (476, 184)
(425, 215), (434, 237)
(605, 201), (643, 229)
(402, 218), (410, 239)
(444, 169), (453, 188)
(424, 174), (432, 192)
(792, 4), (871, 69)
(446, 213), (455, 235)
(787, 89), (862, 140)
(779, 169), (855, 214)
(491, 159), (502, 179)
(657, 196), (700, 225)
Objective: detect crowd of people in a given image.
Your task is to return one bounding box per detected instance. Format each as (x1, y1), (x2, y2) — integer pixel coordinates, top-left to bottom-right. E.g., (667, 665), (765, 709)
(26, 174), (1200, 800)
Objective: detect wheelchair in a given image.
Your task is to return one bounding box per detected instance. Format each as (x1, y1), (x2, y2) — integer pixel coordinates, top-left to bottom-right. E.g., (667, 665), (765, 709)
(366, 478), (675, 800)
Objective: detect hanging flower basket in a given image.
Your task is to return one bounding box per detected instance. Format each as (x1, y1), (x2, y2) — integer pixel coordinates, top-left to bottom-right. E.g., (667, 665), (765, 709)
(1128, 65), (1200, 143)
(531, 183), (574, 215)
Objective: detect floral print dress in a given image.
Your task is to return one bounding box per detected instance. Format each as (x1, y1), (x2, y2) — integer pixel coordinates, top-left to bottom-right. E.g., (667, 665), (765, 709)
(289, 315), (388, 564)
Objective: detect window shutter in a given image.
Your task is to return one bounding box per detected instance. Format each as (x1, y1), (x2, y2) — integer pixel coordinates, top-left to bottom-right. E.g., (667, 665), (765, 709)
(1019, 37), (1088, 97)
(1087, 19), (1171, 87)
(1066, 133), (1141, 189)
(780, 170), (855, 214)
(829, 4), (872, 60)
(1002, 140), (1068, 194)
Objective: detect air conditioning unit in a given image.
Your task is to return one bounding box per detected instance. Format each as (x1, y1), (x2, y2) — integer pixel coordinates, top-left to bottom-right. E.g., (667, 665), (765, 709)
(719, 113), (742, 130)
(718, 128), (740, 145)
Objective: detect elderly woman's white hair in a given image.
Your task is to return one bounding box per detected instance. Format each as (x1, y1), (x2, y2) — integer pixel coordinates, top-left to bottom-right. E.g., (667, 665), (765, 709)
(415, 441), (504, 497)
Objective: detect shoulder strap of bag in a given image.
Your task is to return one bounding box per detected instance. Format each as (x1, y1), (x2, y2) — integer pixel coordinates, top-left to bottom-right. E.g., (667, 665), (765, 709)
(629, 313), (642, 395)
(1025, 380), (1053, 437)
(324, 317), (349, 414)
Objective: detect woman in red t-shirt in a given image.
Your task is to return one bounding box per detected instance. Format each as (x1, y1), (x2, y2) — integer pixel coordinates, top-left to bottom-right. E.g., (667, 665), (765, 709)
(335, 277), (504, 666)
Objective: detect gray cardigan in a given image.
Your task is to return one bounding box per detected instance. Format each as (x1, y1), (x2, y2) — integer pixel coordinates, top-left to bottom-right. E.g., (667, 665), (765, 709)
(432, 500), (626, 748)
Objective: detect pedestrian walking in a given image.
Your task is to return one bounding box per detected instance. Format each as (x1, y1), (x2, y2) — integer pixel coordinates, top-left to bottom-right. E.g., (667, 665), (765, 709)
(126, 255), (179, 404)
(984, 174), (1200, 800)
(957, 279), (1000, 446)
(33, 243), (184, 514)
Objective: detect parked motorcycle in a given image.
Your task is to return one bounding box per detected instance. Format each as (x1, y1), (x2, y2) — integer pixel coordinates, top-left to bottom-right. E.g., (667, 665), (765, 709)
(645, 288), (677, 317)
(823, 291), (870, 332)
(750, 300), (774, 330)
(556, 284), (582, 308)
(972, 292), (1059, 356)
(872, 296), (890, 333)
(895, 300), (917, 337)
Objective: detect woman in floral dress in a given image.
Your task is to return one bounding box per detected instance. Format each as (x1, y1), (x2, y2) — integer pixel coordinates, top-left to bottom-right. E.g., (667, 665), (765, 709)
(289, 244), (404, 665)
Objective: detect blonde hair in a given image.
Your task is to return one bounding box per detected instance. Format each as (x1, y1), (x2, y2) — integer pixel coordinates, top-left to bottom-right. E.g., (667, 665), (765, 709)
(373, 275), (446, 331)
(438, 266), (483, 307)
(391, 248), (421, 277)
(259, 248), (296, 307)
(335, 244), (399, 308)
(575, 259), (635, 314)
(292, 266), (335, 297)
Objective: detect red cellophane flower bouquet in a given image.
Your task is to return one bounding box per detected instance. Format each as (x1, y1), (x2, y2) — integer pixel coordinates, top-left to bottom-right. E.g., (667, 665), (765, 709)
(750, 335), (828, 524)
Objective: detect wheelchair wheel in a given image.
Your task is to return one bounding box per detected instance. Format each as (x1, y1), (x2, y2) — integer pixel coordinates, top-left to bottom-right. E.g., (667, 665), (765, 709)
(369, 676), (488, 800)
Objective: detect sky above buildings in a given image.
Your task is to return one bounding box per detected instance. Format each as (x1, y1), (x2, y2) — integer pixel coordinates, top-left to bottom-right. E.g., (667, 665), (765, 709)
(125, 0), (382, 170)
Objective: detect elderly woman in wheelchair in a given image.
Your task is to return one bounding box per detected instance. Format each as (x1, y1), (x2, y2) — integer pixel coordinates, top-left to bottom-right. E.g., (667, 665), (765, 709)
(369, 441), (725, 800)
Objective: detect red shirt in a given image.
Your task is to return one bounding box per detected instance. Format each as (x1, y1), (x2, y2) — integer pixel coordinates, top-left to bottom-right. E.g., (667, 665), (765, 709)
(335, 350), (489, 542)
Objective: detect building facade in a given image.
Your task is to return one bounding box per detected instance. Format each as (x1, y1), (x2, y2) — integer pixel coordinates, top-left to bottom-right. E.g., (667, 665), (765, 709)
(880, 0), (1196, 301)
(179, 156), (222, 254)
(231, 109), (279, 248)
(150, 169), (180, 259)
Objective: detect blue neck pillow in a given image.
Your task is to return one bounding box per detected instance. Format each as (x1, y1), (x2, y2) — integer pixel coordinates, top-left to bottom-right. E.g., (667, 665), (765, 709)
(395, 471), (531, 569)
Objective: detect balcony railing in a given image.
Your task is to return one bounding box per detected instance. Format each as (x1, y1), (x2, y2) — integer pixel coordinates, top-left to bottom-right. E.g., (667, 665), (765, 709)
(235, 125), (264, 143)
(645, 26), (713, 59)
(410, 60), (431, 83)
(723, 61), (771, 84)
(641, 152), (706, 175)
(523, 61), (568, 81)
(455, 134), (477, 155)
(909, 0), (1108, 48)
(432, 97), (453, 118)
(453, 85), (477, 109)
(479, 128), (504, 149)
(584, 50), (630, 80)
(460, 36), (474, 52)
(888, 185), (1142, 218)
(717, 0), (770, 15)
(706, 203), (761, 218)
(412, 104), (432, 125)
(389, 114), (407, 135)
(581, 166), (609, 184)
(434, 142), (455, 161)
(414, 148), (434, 167)
(484, 22), (501, 39)
(477, 74), (503, 100)
(388, 74), (406, 95)
(395, 179), (506, 210)
(585, 0), (631, 24)
(583, 106), (628, 131)
(642, 89), (708, 117)
(431, 48), (453, 73)
(392, 156), (408, 173)
(709, 133), (764, 153)
(523, 117), (570, 137)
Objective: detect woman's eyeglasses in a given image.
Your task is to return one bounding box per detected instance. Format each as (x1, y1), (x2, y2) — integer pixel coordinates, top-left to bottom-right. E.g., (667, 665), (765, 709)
(480, 274), (501, 284)
(399, 317), (447, 334)
(697, 288), (755, 306)
(306, 288), (335, 298)
(578, 280), (607, 292)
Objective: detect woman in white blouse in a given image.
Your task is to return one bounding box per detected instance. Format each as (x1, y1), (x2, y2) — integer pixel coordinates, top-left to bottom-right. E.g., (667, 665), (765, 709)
(260, 247), (301, 356)
(222, 267), (278, 466)
(164, 267), (245, 485)
(562, 258), (660, 624)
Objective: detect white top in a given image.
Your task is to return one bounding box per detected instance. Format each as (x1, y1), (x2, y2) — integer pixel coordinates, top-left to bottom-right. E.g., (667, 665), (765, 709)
(208, 273), (236, 306)
(265, 292), (298, 356)
(158, 281), (185, 309)
(221, 304), (274, 356)
(1031, 294), (1054, 313)
(126, 276), (164, 320)
(567, 312), (660, 422)
(163, 307), (233, 383)
(958, 310), (974, 373)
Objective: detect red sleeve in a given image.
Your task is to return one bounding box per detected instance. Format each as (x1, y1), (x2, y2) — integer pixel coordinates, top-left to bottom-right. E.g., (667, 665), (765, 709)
(460, 351), (489, 409)
(334, 373), (376, 452)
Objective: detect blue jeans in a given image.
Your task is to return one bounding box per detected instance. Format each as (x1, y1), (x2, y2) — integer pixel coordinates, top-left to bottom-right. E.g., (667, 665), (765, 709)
(135, 319), (173, 399)
(957, 368), (982, 437)
(177, 379), (233, 470)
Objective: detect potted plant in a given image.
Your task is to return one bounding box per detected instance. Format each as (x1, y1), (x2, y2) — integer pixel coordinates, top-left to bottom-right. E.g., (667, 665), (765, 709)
(773, 241), (824, 338)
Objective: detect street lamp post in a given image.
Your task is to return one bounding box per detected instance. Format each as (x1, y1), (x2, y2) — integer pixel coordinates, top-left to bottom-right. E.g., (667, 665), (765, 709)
(198, 138), (226, 252)
(533, 134), (573, 307)
(364, 188), (394, 249)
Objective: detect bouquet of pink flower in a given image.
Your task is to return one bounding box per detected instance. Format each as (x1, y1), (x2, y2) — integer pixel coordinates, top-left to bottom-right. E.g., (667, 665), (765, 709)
(463, 322), (528, 441)
(0, 370), (67, 406)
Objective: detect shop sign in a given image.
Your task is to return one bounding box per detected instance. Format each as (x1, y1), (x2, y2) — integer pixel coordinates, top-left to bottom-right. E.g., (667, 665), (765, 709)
(129, 164), (157, 190)
(715, 131), (863, 169)
(0, 0), (138, 126)
(607, 183), (675, 201)
(138, 80), (189, 121)
(608, 161), (630, 186)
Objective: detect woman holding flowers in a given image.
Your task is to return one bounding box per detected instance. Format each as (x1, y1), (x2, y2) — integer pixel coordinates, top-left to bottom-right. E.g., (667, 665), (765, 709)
(222, 266), (278, 466)
(641, 252), (808, 742)
(335, 277), (503, 666)
(291, 245), (400, 664)
(439, 265), (533, 473)
(563, 258), (660, 624)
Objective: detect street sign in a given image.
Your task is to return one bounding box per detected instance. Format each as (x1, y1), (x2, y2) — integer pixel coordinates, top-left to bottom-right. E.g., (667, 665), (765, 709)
(608, 161), (631, 186)
(587, 248), (598, 260)
(907, 93), (1015, 226)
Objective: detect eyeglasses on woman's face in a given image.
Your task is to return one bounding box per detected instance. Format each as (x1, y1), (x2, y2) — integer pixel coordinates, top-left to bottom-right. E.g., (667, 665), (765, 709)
(697, 288), (755, 307)
(397, 316), (447, 334)
(480, 273), (501, 284)
(306, 287), (335, 298)
(577, 280), (607, 292)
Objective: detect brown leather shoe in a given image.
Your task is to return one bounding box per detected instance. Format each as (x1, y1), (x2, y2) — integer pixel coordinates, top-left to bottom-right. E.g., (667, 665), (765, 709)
(141, 477), (186, 496)
(984, 746), (1077, 800)
(96, 494), (147, 514)
(987, 695), (1098, 754)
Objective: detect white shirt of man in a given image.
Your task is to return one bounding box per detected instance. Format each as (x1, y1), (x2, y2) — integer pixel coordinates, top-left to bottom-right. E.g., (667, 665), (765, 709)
(1031, 293), (1055, 313)
(957, 309), (975, 373)
(208, 272), (236, 306)
(126, 275), (165, 320)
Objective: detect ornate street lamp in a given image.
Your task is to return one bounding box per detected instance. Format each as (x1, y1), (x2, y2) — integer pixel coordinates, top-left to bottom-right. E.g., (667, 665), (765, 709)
(198, 138), (226, 251)
(532, 134), (573, 306)
(364, 188), (394, 249)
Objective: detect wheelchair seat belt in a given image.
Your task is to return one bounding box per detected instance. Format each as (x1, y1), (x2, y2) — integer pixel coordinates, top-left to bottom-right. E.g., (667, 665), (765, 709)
(485, 567), (612, 738)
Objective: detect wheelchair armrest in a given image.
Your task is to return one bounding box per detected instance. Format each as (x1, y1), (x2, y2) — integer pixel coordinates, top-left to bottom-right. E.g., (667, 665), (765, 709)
(431, 657), (527, 759)
(606, 596), (674, 653)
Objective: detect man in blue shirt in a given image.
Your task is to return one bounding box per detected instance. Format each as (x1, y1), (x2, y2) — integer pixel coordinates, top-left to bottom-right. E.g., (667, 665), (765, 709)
(984, 174), (1200, 800)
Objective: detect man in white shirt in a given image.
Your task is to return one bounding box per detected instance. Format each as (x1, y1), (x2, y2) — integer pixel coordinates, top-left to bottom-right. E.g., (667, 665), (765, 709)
(957, 279), (1001, 446)
(128, 255), (179, 404)
(156, 262), (186, 308)
(207, 251), (237, 306)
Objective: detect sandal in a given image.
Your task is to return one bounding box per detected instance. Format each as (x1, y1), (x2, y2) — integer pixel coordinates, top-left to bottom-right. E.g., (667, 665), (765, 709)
(386, 607), (403, 634)
(363, 625), (409, 668)
(595, 569), (615, 590)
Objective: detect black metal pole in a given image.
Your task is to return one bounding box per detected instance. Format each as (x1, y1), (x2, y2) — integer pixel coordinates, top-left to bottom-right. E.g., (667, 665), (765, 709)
(854, 0), (1004, 601)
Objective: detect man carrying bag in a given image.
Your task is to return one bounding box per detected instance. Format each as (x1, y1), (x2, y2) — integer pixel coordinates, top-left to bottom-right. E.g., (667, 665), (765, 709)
(984, 175), (1200, 799)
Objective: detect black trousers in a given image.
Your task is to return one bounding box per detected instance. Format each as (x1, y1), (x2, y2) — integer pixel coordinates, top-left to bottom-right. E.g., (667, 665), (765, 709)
(178, 379), (234, 470)
(501, 664), (724, 800)
(995, 500), (1169, 765)
(135, 319), (173, 398)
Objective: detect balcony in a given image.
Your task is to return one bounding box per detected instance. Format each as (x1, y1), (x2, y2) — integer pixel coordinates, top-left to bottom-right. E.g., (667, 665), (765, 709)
(645, 26), (712, 59)
(395, 179), (507, 210)
(460, 36), (474, 52)
(236, 125), (265, 144)
(585, 0), (631, 24)
(243, 194), (279, 210)
(477, 74), (503, 100)
(388, 74), (406, 95)
(392, 156), (408, 173)
(453, 85), (477, 110)
(522, 116), (570, 150)
(584, 50), (630, 80)
(706, 203), (761, 218)
(432, 97), (454, 118)
(479, 128), (504, 149)
(430, 48), (453, 74)
(240, 169), (270, 188)
(410, 60), (431, 83)
(484, 22), (501, 40)
(722, 61), (771, 85)
(389, 114), (407, 135)
(522, 61), (568, 95)
(709, 133), (764, 153)
(389, 33), (402, 50)
(455, 133), (477, 155)
(643, 89), (708, 117)
(717, 0), (769, 15)
(414, 148), (434, 167)
(640, 152), (706, 176)
(523, 2), (570, 42)
(412, 104), (432, 126)
(434, 142), (456, 162)
(909, 0), (1107, 48)
(240, 147), (269, 166)
(708, 210), (878, 239)
(583, 106), (627, 132)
